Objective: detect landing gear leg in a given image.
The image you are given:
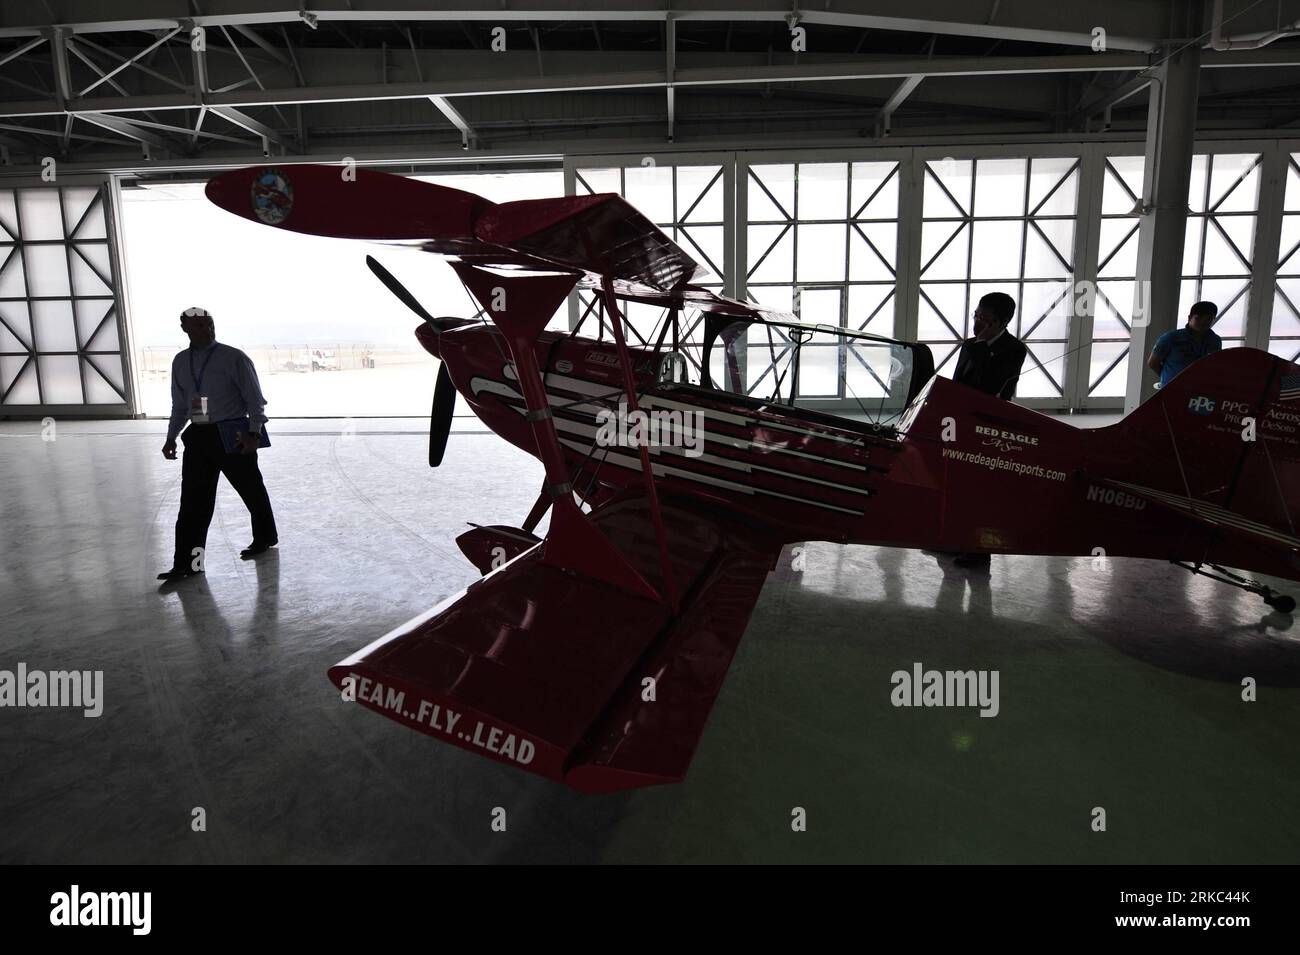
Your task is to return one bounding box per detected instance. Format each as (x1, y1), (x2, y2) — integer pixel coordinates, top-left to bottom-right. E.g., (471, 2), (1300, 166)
(1171, 561), (1296, 613)
(522, 480), (552, 534)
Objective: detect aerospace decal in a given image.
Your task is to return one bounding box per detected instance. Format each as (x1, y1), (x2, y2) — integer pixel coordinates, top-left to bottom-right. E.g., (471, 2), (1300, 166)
(975, 423), (1040, 453)
(1192, 396), (1300, 454)
(252, 167), (294, 225)
(585, 350), (619, 368)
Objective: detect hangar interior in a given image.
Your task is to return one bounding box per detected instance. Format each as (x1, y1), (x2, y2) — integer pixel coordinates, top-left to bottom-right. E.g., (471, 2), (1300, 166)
(2, 0), (1300, 863)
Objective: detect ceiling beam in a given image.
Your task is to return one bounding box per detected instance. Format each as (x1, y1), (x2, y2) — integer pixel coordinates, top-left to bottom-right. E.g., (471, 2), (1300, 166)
(72, 33), (190, 93)
(76, 27), (182, 97)
(43, 26), (73, 108)
(0, 36), (47, 71)
(1069, 71), (1152, 123)
(232, 25), (293, 69)
(871, 73), (922, 136)
(0, 39), (1293, 125)
(0, 7), (1158, 51)
(9, 124), (1296, 180)
(0, 51), (1161, 119)
(666, 15), (676, 142)
(209, 105), (293, 152)
(76, 112), (176, 150)
(428, 95), (476, 149)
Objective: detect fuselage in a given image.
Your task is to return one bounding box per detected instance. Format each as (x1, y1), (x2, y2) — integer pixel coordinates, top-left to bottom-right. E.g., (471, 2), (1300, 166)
(427, 321), (1300, 584)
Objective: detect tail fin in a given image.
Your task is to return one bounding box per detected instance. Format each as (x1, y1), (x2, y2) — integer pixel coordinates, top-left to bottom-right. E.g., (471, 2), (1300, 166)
(1096, 348), (1300, 571)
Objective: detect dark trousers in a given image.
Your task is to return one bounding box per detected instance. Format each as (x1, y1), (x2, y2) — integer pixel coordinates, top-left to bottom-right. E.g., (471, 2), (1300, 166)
(172, 424), (277, 571)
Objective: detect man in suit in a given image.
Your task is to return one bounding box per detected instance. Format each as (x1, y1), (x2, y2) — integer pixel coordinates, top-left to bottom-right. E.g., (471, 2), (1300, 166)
(158, 307), (278, 582)
(954, 291), (1028, 401)
(951, 292), (1027, 569)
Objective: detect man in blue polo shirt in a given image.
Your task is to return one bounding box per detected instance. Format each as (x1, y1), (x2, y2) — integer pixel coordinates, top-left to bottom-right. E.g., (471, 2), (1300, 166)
(1147, 301), (1222, 388)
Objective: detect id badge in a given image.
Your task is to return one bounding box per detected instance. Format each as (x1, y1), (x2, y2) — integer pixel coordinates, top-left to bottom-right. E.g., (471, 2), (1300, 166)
(190, 395), (210, 424)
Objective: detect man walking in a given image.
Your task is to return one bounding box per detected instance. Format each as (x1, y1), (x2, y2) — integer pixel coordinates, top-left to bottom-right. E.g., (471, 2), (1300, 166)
(159, 307), (278, 582)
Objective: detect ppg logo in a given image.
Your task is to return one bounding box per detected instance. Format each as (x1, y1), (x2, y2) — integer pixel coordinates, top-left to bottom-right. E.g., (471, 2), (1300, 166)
(1187, 395), (1216, 415)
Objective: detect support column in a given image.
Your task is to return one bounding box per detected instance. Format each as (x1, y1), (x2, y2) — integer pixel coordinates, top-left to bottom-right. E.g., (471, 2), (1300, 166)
(1244, 145), (1287, 351)
(895, 151), (924, 344)
(562, 160), (580, 331)
(1069, 144), (1105, 411)
(1124, 44), (1200, 413)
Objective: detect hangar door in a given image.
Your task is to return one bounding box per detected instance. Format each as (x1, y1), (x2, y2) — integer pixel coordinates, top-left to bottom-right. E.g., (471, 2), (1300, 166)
(0, 179), (132, 417)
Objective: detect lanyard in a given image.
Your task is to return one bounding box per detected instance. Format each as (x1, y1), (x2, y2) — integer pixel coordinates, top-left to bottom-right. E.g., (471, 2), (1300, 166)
(189, 345), (216, 392)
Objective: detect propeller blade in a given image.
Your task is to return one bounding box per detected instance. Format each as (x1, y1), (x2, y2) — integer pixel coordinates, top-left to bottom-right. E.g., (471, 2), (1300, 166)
(429, 362), (457, 467)
(366, 254), (437, 324)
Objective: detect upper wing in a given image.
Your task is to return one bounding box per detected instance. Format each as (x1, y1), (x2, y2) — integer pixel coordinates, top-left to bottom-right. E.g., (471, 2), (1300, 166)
(206, 164), (700, 289)
(328, 495), (780, 793)
(205, 163), (792, 321)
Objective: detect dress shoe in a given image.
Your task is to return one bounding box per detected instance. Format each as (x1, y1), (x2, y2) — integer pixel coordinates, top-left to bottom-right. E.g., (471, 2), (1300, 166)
(157, 567), (203, 582)
(240, 539), (278, 560)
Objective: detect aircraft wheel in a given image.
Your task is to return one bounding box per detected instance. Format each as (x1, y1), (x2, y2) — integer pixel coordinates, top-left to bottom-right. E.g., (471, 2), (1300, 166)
(1265, 593), (1296, 614)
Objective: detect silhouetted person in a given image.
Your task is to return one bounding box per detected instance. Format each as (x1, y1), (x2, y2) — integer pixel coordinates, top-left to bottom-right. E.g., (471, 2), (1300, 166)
(952, 292), (1026, 569)
(158, 307), (278, 582)
(954, 292), (1028, 400)
(1148, 300), (1221, 388)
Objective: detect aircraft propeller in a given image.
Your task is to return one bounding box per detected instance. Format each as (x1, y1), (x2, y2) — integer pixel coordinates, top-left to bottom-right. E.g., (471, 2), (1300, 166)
(365, 254), (457, 467)
(429, 363), (456, 467)
(365, 254), (436, 323)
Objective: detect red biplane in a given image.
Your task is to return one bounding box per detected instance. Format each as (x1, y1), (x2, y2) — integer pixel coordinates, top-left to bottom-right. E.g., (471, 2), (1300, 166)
(207, 164), (1300, 793)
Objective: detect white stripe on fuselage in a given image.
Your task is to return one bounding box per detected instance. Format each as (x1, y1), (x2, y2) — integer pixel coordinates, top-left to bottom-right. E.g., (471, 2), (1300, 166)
(469, 373), (872, 512)
(556, 438), (866, 517)
(542, 411), (872, 497)
(483, 366), (871, 471)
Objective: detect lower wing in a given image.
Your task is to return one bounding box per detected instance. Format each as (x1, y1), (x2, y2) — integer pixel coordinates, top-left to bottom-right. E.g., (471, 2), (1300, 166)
(328, 495), (780, 793)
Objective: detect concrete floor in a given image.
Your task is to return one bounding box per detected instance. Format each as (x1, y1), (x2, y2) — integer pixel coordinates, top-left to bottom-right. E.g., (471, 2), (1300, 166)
(1, 416), (1298, 864)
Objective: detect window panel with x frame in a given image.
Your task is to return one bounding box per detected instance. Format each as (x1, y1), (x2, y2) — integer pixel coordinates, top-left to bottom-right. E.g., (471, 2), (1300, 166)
(744, 160), (900, 406)
(572, 162), (726, 384)
(918, 156), (1079, 401)
(0, 185), (128, 410)
(1271, 153), (1300, 363)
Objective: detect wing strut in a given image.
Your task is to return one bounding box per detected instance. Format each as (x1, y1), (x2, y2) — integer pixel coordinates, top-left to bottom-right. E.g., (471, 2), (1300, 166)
(601, 276), (681, 613)
(450, 262), (660, 603)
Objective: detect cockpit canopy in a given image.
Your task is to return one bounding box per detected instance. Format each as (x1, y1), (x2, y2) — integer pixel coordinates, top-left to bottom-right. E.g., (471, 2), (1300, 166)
(656, 312), (934, 429)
